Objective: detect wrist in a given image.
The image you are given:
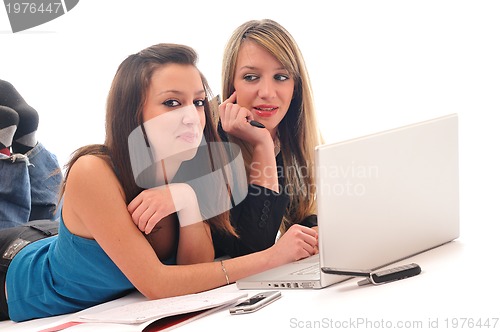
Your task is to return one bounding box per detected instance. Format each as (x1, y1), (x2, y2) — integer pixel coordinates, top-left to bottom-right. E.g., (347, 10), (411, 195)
(252, 137), (274, 154)
(261, 246), (279, 270)
(171, 184), (201, 227)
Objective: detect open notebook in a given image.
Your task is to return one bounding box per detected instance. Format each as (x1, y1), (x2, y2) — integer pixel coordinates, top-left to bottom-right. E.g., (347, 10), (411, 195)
(37, 290), (247, 332)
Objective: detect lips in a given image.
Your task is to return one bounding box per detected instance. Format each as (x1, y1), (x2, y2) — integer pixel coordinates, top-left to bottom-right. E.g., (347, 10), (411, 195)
(254, 105), (278, 118)
(177, 132), (198, 143)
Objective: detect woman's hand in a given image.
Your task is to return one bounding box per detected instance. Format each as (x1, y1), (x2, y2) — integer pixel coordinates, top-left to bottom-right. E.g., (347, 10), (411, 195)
(129, 183), (213, 263)
(220, 92), (278, 191)
(268, 224), (318, 265)
(271, 224), (318, 266)
(219, 92), (272, 147)
(311, 226), (319, 253)
(128, 183), (202, 234)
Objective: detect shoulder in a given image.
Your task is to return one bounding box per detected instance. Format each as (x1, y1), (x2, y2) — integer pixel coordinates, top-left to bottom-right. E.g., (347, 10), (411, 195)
(63, 155), (126, 236)
(65, 154), (122, 197)
(68, 155), (113, 179)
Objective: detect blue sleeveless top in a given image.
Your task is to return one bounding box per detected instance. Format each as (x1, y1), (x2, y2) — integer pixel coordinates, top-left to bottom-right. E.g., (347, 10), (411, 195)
(6, 216), (135, 322)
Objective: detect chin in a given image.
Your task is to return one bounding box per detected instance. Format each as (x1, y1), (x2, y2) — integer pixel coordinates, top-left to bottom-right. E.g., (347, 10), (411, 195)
(177, 146), (199, 161)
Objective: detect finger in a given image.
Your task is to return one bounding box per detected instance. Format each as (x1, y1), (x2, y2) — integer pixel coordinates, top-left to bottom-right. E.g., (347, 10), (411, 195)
(130, 203), (147, 226)
(236, 106), (252, 122)
(220, 102), (234, 129)
(222, 103), (242, 131)
(300, 242), (316, 258)
(219, 91), (236, 117)
(136, 213), (146, 231)
(137, 207), (155, 232)
(305, 232), (319, 250)
(297, 234), (315, 255)
(218, 98), (226, 119)
(297, 230), (318, 252)
(228, 106), (252, 131)
(223, 91), (237, 105)
(144, 213), (161, 234)
(292, 224), (318, 240)
(296, 245), (315, 260)
(225, 102), (235, 124)
(127, 194), (142, 214)
(299, 224), (318, 236)
(144, 220), (153, 234)
(130, 196), (149, 226)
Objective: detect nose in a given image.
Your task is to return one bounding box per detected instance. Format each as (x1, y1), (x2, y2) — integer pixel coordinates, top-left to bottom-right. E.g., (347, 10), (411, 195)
(181, 104), (200, 126)
(257, 76), (276, 100)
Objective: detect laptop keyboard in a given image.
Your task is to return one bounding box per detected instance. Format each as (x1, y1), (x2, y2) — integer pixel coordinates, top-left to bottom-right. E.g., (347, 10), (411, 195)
(290, 264), (320, 276)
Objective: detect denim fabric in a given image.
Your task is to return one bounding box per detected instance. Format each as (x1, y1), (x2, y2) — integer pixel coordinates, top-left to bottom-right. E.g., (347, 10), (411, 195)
(0, 143), (62, 229)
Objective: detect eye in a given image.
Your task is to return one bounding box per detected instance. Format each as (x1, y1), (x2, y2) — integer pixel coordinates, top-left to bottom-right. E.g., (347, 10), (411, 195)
(274, 74), (290, 81)
(162, 99), (181, 107)
(194, 99), (205, 108)
(243, 74), (259, 82)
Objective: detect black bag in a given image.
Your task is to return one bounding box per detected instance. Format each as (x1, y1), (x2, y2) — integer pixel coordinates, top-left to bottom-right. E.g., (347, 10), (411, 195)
(0, 219), (59, 320)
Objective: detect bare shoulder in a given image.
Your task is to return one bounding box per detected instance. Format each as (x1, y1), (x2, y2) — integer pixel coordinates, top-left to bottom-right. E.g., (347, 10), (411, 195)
(63, 155), (126, 237)
(69, 154), (112, 176)
(67, 155), (116, 186)
(65, 154), (124, 204)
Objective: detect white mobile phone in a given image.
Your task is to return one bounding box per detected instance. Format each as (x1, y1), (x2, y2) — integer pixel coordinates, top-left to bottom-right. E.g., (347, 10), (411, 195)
(229, 291), (281, 315)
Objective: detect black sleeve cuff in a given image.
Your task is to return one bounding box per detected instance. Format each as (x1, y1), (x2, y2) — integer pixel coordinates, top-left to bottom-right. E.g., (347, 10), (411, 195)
(299, 214), (318, 228)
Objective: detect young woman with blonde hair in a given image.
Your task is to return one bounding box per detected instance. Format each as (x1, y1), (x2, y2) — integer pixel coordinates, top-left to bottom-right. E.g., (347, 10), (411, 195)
(213, 19), (323, 257)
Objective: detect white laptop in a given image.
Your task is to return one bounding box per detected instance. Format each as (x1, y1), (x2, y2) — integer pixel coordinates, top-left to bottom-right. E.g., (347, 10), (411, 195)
(236, 114), (460, 289)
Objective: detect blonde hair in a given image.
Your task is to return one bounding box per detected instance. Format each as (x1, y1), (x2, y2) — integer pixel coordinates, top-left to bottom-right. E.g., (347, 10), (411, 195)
(221, 19), (323, 233)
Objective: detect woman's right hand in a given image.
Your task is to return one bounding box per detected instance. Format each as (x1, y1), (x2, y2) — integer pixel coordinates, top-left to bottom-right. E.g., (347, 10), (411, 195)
(219, 91), (272, 147)
(220, 91), (278, 190)
(128, 183), (202, 234)
(268, 224), (318, 265)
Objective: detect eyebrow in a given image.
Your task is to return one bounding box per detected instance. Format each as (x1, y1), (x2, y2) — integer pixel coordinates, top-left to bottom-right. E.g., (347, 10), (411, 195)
(237, 65), (287, 73)
(156, 89), (206, 97)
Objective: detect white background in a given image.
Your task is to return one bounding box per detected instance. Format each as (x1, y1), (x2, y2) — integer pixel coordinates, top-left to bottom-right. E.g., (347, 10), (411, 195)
(1, 0), (499, 276)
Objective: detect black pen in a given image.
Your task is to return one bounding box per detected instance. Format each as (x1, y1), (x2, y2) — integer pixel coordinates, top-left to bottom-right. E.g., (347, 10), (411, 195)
(212, 94), (265, 129)
(248, 119), (265, 128)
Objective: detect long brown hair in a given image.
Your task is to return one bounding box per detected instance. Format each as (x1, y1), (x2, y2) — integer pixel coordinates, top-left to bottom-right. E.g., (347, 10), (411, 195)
(221, 20), (323, 233)
(62, 43), (236, 236)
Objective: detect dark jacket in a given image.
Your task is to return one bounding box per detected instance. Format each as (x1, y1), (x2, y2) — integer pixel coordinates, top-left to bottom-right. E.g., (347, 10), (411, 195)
(212, 123), (317, 257)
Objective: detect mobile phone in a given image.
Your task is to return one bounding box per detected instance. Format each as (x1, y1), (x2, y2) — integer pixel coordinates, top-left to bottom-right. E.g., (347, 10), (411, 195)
(229, 291), (281, 314)
(321, 267), (371, 277)
(321, 263), (421, 285)
(366, 263), (421, 285)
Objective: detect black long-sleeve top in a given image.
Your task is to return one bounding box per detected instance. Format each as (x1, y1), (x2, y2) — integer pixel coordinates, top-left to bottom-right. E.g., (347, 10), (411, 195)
(212, 124), (317, 258)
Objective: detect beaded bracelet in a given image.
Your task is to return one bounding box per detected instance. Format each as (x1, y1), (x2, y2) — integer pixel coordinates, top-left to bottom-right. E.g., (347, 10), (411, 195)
(220, 260), (230, 285)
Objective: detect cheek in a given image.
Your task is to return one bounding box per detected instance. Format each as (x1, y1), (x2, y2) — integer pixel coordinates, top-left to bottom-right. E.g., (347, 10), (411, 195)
(282, 83), (295, 103)
(199, 113), (206, 129)
(233, 80), (242, 91)
(233, 81), (253, 100)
